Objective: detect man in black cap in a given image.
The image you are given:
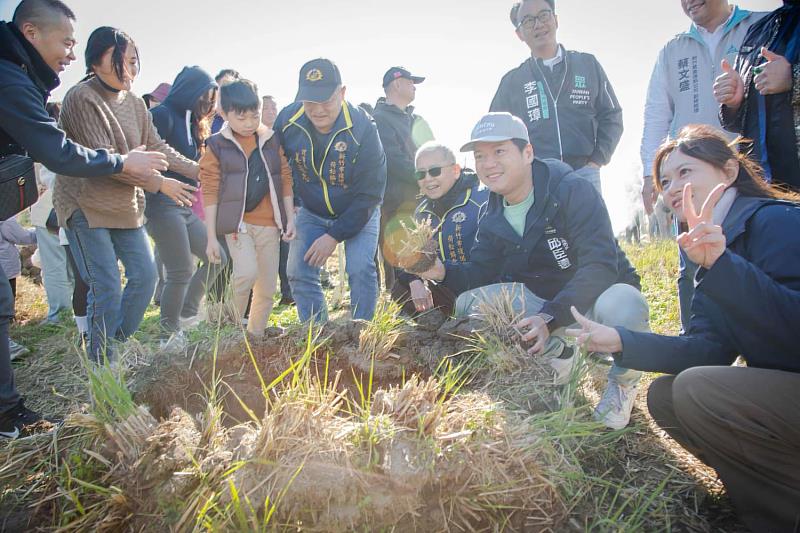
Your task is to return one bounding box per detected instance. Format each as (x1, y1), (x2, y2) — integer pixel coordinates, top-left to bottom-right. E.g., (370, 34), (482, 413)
(372, 67), (434, 291)
(275, 58), (387, 323)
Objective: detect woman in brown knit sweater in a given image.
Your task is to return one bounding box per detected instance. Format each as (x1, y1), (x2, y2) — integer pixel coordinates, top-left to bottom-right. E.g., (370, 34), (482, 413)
(53, 26), (197, 363)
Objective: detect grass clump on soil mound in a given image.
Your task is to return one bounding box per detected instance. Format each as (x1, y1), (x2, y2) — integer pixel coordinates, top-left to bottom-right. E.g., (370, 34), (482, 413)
(395, 217), (439, 274)
(1, 307), (573, 532)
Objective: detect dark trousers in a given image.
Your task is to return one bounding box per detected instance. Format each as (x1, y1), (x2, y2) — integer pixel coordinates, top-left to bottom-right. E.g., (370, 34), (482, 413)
(391, 277), (456, 317)
(648, 367), (800, 532)
(64, 245), (88, 317)
(279, 239), (291, 299)
(0, 264), (19, 413)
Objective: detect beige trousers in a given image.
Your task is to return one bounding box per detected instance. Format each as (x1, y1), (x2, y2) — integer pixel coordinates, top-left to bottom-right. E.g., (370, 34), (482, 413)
(225, 224), (280, 335)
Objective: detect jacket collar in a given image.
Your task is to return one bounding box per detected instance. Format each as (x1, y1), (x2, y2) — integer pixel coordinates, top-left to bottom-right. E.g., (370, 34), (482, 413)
(418, 170), (479, 217)
(284, 101), (354, 134)
(482, 159), (563, 242)
(219, 123), (275, 151)
(721, 194), (794, 242)
(0, 21), (60, 96)
(684, 6), (750, 43)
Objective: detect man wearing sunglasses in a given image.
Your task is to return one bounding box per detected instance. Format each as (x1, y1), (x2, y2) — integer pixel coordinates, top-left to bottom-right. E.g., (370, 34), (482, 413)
(490, 0), (623, 194)
(391, 141), (488, 316)
(418, 113), (649, 431)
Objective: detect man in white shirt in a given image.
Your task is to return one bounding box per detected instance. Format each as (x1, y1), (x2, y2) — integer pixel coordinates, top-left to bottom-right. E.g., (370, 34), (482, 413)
(639, 0), (764, 332)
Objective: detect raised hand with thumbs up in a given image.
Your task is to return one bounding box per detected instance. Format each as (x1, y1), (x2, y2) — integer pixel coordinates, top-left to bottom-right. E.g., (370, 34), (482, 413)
(713, 58), (745, 109)
(753, 47), (792, 95)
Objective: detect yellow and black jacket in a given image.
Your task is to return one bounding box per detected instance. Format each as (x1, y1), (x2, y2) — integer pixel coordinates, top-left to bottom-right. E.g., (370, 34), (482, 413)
(275, 101), (386, 242)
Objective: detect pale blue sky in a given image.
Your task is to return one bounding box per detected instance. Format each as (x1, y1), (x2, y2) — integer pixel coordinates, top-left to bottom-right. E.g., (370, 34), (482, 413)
(1, 0), (782, 230)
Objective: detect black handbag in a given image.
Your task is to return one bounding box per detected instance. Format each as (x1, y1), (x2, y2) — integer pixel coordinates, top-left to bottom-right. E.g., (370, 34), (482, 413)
(0, 155), (38, 221)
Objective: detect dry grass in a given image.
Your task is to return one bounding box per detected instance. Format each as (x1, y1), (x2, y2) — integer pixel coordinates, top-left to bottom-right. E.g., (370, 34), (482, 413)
(395, 217), (439, 274)
(0, 240), (747, 532)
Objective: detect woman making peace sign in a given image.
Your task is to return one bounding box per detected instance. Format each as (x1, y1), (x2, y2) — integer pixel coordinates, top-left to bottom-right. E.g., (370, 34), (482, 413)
(567, 124), (800, 531)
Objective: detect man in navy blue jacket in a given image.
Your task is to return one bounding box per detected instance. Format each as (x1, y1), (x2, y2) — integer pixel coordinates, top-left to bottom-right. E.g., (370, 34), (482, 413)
(0, 0), (168, 439)
(419, 113), (649, 430)
(275, 58), (387, 322)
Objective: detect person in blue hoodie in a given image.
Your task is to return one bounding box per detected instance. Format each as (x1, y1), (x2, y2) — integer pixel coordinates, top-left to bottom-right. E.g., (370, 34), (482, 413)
(567, 125), (800, 531)
(147, 66), (226, 349)
(275, 58), (387, 323)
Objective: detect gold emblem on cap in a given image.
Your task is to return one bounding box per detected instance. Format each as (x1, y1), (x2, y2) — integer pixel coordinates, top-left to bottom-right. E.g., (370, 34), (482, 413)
(334, 141), (348, 152)
(306, 68), (323, 82)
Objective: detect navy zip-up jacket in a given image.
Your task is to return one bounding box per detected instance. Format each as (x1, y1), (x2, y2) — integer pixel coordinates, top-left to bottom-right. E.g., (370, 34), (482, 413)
(397, 170), (489, 288)
(616, 196), (800, 374)
(275, 101), (386, 242)
(490, 45), (623, 171)
(445, 159), (639, 330)
(0, 21), (123, 176)
(150, 66), (216, 185)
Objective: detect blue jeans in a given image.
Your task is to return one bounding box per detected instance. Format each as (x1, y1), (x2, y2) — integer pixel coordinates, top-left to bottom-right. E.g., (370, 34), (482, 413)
(454, 282), (648, 387)
(572, 164), (603, 196)
(35, 227), (73, 320)
(288, 207), (380, 322)
(65, 210), (156, 361)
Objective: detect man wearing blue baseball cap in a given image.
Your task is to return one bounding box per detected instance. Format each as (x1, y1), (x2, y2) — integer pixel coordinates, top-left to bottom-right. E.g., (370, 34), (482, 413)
(418, 112), (650, 430)
(274, 58), (387, 322)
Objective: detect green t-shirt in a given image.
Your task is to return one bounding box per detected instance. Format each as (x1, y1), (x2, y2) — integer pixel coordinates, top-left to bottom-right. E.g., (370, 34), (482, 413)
(503, 188), (535, 237)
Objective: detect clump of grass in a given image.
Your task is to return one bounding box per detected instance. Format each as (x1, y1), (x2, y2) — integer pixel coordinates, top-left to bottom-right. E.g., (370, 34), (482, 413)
(358, 298), (407, 359)
(396, 217), (439, 273)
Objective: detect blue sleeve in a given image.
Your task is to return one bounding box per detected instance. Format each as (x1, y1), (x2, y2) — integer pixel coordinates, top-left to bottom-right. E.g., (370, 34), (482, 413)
(443, 222), (501, 294)
(327, 121), (387, 242)
(539, 179), (620, 329)
(615, 305), (735, 375)
(0, 84), (123, 177)
(697, 206), (800, 355)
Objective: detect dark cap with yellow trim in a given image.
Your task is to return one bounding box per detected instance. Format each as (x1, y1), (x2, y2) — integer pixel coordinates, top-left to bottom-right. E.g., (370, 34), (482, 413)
(295, 58), (342, 103)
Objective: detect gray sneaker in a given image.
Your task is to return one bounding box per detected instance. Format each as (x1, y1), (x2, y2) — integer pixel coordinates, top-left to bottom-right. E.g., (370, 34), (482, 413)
(594, 379), (638, 430)
(9, 340), (29, 361)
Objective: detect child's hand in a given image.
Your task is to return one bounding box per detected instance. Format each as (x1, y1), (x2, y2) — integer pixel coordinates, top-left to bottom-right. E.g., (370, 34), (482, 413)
(283, 218), (297, 241)
(206, 236), (222, 264)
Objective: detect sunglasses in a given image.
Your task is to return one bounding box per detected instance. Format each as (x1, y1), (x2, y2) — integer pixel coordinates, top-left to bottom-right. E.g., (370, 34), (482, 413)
(415, 164), (453, 181)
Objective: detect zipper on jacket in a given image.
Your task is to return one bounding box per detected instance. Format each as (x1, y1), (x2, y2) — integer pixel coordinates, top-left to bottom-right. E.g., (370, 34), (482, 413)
(285, 103), (354, 217)
(532, 52), (568, 162)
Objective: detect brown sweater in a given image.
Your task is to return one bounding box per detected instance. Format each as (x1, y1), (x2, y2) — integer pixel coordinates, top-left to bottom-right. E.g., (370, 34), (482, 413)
(199, 129), (293, 228)
(53, 77), (198, 229)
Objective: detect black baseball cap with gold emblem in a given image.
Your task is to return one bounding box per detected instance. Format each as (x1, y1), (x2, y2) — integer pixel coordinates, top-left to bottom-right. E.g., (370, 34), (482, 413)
(295, 58), (342, 103)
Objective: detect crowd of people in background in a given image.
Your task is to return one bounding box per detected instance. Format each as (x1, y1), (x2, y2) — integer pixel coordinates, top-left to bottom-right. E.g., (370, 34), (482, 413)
(0, 0), (798, 529)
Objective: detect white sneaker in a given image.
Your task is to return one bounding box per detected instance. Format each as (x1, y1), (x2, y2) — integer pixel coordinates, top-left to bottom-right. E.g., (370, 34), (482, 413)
(9, 340), (29, 361)
(159, 331), (188, 353)
(594, 380), (638, 430)
(548, 343), (578, 386)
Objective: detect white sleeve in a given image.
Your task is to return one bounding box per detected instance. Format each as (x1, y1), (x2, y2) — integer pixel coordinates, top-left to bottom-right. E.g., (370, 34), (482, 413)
(640, 48), (674, 176)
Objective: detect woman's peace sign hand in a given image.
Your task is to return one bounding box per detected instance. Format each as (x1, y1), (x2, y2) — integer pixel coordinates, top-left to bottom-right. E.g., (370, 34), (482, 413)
(676, 183), (727, 269)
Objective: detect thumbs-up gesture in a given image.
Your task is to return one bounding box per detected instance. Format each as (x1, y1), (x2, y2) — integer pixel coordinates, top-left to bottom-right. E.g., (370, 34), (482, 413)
(676, 183), (727, 269)
(565, 306), (622, 354)
(753, 47), (791, 95)
(713, 58), (745, 109)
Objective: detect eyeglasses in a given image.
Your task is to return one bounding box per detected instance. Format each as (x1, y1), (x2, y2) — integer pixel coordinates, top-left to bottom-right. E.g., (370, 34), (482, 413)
(516, 10), (554, 31)
(415, 164), (454, 181)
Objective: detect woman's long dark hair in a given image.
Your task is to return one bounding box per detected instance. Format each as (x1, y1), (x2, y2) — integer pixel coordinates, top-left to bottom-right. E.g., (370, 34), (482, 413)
(191, 87), (217, 148)
(82, 26), (139, 83)
(653, 124), (800, 202)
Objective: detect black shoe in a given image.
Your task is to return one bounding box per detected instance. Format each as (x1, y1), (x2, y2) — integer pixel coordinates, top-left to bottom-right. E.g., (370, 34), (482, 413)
(279, 296), (295, 306)
(0, 398), (42, 439)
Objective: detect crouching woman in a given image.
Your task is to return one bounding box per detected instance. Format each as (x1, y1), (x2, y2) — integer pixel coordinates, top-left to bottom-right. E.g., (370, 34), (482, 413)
(567, 124), (800, 532)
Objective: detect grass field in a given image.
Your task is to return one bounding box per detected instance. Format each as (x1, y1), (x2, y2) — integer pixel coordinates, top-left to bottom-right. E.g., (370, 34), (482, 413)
(0, 239), (747, 532)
